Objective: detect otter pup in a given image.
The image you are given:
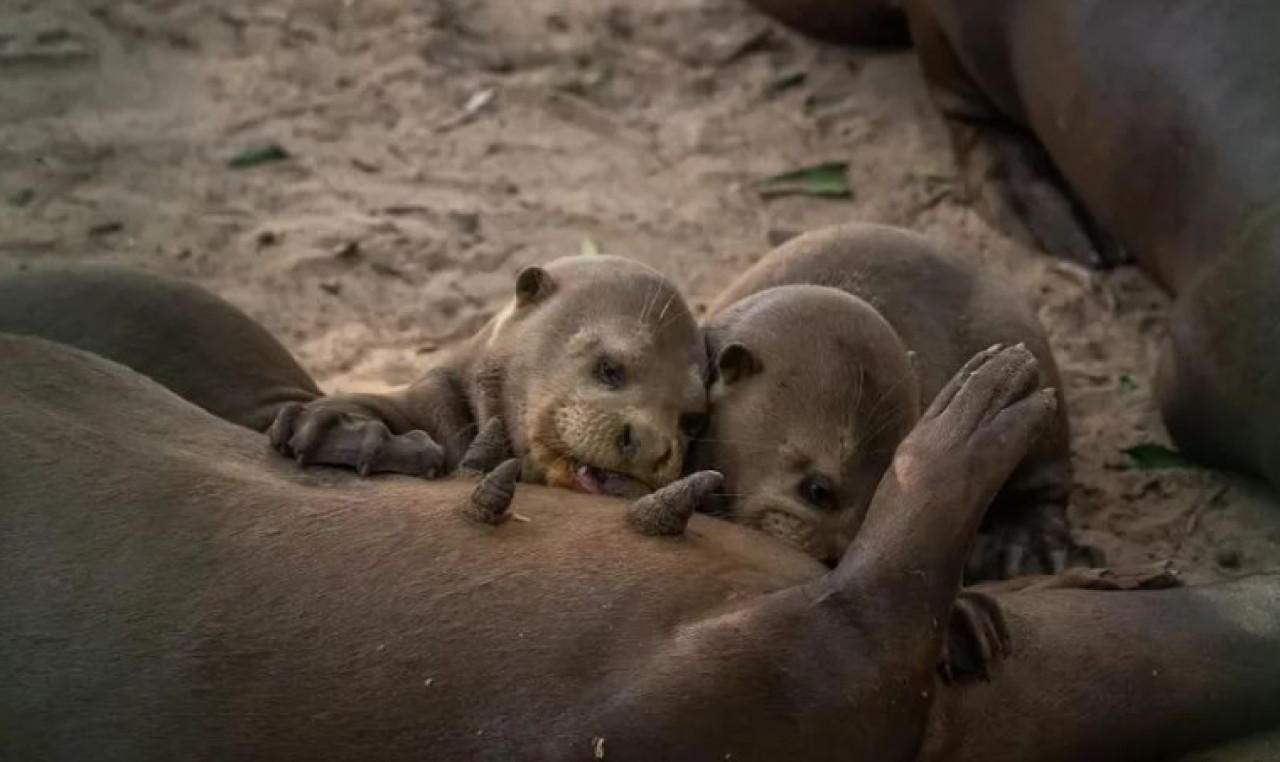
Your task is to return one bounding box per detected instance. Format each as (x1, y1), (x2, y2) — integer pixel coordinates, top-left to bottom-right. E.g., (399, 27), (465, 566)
(0, 257), (710, 498)
(268, 255), (710, 496)
(694, 222), (1089, 579)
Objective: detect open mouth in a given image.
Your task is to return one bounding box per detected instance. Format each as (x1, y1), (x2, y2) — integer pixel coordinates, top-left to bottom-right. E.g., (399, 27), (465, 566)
(567, 458), (652, 499)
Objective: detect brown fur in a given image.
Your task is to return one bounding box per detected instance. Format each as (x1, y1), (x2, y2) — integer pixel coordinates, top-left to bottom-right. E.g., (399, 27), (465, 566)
(695, 223), (1086, 578)
(0, 265), (321, 432)
(3, 333), (1279, 760)
(898, 0), (1280, 498)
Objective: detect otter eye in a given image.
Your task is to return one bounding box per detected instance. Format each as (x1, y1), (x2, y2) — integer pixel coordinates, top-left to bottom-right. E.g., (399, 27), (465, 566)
(679, 412), (708, 438)
(593, 356), (626, 389)
(798, 474), (837, 512)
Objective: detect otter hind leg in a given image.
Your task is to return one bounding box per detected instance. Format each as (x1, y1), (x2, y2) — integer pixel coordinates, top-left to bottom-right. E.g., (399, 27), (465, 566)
(905, 4), (1126, 270)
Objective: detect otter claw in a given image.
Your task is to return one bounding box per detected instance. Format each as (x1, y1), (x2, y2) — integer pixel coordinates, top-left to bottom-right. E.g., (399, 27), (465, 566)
(463, 458), (521, 526)
(456, 417), (513, 477)
(627, 471), (723, 537)
(269, 402), (305, 453)
(967, 501), (1099, 582)
(357, 420), (392, 477)
(268, 401), (445, 478)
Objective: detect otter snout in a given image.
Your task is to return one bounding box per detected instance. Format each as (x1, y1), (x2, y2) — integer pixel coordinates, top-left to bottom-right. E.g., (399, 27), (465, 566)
(617, 417), (680, 483)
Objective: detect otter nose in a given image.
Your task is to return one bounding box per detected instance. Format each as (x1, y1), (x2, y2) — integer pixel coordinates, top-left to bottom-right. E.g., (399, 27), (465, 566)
(617, 420), (680, 476)
(617, 424), (639, 458)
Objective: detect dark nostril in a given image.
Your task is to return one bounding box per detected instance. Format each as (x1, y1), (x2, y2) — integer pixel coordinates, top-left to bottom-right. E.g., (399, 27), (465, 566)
(618, 424), (637, 457)
(654, 442), (674, 471)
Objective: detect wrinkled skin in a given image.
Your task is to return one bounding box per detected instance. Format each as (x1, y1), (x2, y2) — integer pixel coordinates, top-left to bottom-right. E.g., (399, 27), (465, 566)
(898, 0), (1280, 495)
(4, 334), (1280, 761)
(696, 223), (1090, 579)
(0, 261), (709, 498)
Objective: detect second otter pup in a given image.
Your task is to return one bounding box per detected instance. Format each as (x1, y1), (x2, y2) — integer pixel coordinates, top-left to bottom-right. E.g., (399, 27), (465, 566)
(270, 255), (711, 497)
(694, 223), (1090, 578)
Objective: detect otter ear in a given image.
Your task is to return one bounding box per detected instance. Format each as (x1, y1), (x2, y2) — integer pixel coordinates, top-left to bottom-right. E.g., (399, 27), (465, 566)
(715, 342), (761, 387)
(515, 266), (556, 306)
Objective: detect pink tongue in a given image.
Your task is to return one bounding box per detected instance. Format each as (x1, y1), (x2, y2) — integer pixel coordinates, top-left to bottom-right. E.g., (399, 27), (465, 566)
(572, 463), (605, 494)
(572, 464), (653, 499)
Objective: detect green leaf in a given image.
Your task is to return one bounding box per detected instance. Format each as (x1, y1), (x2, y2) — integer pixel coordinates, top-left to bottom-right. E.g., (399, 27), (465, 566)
(1118, 373), (1139, 394)
(8, 188), (34, 207)
(1122, 443), (1190, 470)
(226, 143), (291, 169)
(34, 29), (72, 46)
(580, 237), (602, 257)
(755, 161), (852, 200)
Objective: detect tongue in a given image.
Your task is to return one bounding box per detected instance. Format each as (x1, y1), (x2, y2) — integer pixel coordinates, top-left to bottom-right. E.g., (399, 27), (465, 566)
(572, 463), (606, 494)
(571, 463), (651, 498)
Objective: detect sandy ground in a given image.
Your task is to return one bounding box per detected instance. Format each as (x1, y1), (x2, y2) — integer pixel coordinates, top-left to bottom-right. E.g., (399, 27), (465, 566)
(2, 0), (1278, 583)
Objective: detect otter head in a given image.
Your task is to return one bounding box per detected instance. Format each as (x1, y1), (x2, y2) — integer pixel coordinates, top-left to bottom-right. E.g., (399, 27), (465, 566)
(485, 255), (708, 498)
(690, 285), (921, 564)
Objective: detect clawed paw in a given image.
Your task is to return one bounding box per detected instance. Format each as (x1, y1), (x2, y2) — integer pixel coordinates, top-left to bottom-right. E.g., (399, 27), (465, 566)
(891, 344), (1057, 512)
(268, 401), (445, 478)
(967, 502), (1101, 582)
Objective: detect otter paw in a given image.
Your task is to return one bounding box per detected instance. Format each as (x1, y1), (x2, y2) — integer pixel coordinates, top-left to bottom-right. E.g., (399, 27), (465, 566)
(938, 590), (1010, 683)
(880, 344), (1058, 543)
(966, 503), (1102, 582)
(268, 402), (445, 478)
(915, 344), (1055, 464)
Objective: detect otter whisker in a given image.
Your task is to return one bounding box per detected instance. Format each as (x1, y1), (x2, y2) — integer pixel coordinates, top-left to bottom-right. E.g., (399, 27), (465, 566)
(637, 280), (659, 327)
(859, 370), (915, 431)
(691, 437), (774, 450)
(656, 289), (677, 325)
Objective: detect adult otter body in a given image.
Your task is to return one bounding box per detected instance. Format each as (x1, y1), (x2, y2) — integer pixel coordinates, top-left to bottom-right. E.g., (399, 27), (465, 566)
(738, 0), (908, 46)
(696, 223), (1083, 578)
(4, 333), (1280, 760)
(0, 259), (709, 497)
(894, 0), (1280, 496)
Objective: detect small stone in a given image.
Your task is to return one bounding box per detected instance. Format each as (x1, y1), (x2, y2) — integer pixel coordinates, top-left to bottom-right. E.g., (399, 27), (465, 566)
(319, 279), (342, 295)
(449, 211), (480, 236)
(545, 12), (569, 32)
(334, 241), (362, 261)
(256, 229), (280, 247)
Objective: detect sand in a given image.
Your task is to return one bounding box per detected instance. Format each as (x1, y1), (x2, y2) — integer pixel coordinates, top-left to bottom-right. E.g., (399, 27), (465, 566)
(2, 0), (1277, 582)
